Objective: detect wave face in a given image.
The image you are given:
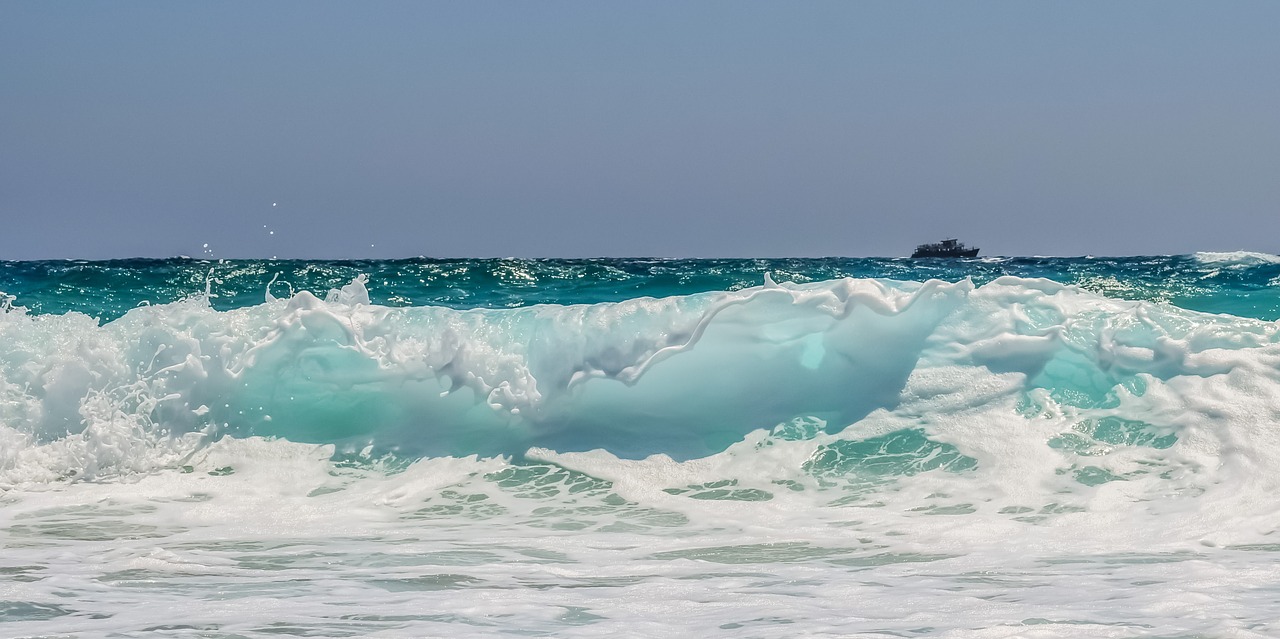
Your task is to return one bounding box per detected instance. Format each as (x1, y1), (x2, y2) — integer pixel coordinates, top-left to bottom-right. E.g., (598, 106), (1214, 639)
(4, 256), (1280, 637)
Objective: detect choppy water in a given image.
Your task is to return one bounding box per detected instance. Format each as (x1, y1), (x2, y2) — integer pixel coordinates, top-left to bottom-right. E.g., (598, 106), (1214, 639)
(3, 253), (1280, 637)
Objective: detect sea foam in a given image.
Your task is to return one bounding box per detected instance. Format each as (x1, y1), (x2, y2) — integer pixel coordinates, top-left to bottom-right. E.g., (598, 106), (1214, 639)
(5, 267), (1280, 637)
(3, 273), (1280, 497)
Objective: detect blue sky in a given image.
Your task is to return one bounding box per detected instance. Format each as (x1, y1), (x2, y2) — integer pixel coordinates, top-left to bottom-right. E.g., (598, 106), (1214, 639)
(3, 1), (1279, 258)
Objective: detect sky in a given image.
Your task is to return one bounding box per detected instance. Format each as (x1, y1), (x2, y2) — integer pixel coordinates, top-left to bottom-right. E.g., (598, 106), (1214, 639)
(2, 1), (1279, 259)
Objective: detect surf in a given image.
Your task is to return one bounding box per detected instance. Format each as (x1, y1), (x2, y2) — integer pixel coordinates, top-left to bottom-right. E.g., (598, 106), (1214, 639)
(2, 268), (1280, 526)
(7, 261), (1280, 638)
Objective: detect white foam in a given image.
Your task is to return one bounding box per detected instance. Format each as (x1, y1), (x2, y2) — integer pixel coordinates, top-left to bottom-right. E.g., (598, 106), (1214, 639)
(6, 274), (1280, 635)
(1193, 250), (1280, 267)
(7, 274), (1280, 635)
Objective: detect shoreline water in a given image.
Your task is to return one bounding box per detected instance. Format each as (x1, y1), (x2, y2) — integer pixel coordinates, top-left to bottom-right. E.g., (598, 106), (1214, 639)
(2, 255), (1280, 637)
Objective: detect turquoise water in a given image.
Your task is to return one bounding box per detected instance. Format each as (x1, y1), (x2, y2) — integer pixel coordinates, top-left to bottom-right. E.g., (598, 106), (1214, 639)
(5, 253), (1280, 320)
(3, 252), (1280, 637)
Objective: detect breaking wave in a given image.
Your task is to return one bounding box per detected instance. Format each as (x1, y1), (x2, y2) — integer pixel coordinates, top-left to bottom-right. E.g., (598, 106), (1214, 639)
(1, 271), (1278, 530)
(1193, 250), (1280, 267)
(9, 260), (1280, 637)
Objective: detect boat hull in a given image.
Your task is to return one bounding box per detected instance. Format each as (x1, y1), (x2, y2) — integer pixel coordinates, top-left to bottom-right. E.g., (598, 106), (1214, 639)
(911, 248), (980, 258)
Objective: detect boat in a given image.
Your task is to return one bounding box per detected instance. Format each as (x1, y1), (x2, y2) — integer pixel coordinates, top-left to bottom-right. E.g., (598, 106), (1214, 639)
(911, 238), (980, 258)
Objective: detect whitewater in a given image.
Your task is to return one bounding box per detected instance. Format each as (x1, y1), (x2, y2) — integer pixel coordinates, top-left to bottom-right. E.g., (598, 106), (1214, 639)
(3, 254), (1280, 638)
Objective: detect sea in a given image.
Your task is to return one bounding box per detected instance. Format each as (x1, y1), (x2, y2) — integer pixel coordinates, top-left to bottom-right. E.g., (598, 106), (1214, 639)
(3, 253), (1280, 638)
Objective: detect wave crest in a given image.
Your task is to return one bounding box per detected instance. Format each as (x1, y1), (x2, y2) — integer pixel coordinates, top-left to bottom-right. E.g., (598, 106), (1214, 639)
(1193, 250), (1280, 267)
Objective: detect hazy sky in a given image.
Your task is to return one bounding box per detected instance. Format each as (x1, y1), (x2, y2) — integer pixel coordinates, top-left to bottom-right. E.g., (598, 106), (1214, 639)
(3, 2), (1279, 259)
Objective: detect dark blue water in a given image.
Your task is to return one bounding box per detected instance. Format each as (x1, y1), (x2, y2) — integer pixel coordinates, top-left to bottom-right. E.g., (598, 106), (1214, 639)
(4, 253), (1280, 320)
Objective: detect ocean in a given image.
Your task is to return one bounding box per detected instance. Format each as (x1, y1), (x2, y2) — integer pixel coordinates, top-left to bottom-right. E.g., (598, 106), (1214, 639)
(3, 253), (1280, 638)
